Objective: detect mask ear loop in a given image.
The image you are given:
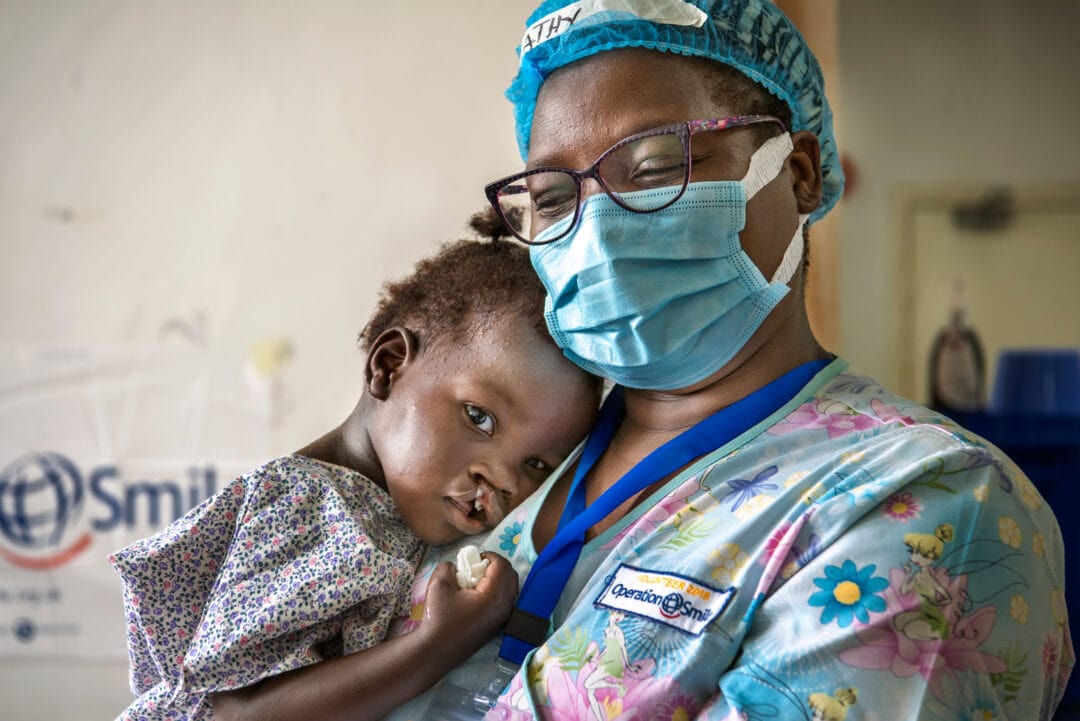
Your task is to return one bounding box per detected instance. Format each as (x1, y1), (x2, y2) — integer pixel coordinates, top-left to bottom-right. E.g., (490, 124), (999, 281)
(740, 133), (793, 198)
(739, 133), (809, 286)
(771, 213), (809, 285)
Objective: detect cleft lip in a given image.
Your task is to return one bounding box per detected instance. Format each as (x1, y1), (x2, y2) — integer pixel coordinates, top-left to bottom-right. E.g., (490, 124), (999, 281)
(447, 487), (479, 513)
(446, 481), (509, 531)
(444, 490), (486, 536)
(475, 482), (507, 528)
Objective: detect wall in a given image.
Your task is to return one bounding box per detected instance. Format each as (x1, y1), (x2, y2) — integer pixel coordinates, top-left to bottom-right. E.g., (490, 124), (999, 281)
(0, 0), (538, 452)
(837, 0), (1080, 391)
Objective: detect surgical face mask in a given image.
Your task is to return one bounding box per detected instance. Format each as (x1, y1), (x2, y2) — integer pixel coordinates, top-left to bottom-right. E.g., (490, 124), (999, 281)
(530, 133), (808, 391)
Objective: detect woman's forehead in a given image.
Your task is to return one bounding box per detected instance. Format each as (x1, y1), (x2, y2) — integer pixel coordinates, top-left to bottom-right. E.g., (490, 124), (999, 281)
(527, 49), (730, 166)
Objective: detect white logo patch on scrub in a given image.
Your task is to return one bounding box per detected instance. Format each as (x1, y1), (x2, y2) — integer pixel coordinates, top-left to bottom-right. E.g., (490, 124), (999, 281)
(595, 564), (733, 635)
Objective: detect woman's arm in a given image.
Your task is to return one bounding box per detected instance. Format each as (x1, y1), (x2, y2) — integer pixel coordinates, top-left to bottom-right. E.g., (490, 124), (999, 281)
(210, 553), (517, 721)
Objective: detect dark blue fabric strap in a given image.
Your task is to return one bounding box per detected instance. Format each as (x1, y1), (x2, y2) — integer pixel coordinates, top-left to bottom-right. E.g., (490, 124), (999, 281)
(555, 386), (625, 533)
(499, 359), (830, 664)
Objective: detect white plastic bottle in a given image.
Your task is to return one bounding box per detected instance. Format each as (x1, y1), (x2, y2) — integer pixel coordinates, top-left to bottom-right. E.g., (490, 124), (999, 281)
(928, 279), (986, 413)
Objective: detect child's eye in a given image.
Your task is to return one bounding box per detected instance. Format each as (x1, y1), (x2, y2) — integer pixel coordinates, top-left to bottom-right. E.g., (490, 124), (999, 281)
(524, 457), (553, 472)
(465, 404), (495, 435)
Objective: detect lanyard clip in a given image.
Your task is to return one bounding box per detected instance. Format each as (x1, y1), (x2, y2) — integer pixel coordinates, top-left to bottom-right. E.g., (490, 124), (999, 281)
(493, 653), (520, 677)
(467, 653), (521, 714)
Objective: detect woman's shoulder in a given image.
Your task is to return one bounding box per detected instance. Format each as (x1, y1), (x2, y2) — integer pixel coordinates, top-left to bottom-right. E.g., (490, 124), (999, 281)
(757, 362), (1031, 503)
(797, 364), (999, 455)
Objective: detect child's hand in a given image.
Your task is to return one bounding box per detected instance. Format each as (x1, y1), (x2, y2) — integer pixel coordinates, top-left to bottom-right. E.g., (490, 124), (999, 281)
(455, 544), (491, 589)
(418, 551), (517, 657)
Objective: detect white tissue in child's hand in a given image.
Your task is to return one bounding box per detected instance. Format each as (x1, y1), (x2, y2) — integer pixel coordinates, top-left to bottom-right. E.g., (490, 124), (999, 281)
(455, 545), (489, 589)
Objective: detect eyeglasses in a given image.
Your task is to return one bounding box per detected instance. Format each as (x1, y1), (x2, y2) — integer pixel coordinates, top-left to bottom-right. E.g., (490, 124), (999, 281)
(484, 114), (785, 245)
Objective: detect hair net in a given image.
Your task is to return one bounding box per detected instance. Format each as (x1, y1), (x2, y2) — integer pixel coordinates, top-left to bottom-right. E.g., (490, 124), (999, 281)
(507, 0), (843, 222)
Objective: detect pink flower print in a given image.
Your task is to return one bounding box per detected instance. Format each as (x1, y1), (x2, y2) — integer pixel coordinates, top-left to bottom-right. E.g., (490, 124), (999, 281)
(768, 402), (821, 436)
(758, 514), (821, 584)
(604, 663), (689, 720)
(389, 562), (438, 637)
(492, 643), (664, 721)
(1043, 633), (1061, 676)
(769, 401), (882, 440)
(654, 685), (702, 720)
(1058, 628), (1077, 701)
(882, 492), (922, 523)
(560, 656), (659, 721)
(602, 477), (702, 550)
(870, 398), (917, 427)
(838, 568), (1005, 700)
(759, 522), (794, 567)
(485, 671), (534, 721)
(529, 659), (595, 721)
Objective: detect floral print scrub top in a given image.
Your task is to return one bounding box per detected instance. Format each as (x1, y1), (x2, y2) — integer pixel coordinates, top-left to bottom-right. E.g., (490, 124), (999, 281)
(385, 361), (1074, 721)
(110, 455), (424, 720)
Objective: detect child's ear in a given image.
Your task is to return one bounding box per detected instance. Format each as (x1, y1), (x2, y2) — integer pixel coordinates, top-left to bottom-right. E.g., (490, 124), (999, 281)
(365, 327), (419, 400)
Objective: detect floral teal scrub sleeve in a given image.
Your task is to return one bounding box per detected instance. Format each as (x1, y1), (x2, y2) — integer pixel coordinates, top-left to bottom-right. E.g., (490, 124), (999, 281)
(699, 421), (1072, 719)
(385, 360), (1073, 721)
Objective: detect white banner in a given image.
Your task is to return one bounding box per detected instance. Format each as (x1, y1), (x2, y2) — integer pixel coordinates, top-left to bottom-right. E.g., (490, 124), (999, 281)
(0, 345), (276, 658)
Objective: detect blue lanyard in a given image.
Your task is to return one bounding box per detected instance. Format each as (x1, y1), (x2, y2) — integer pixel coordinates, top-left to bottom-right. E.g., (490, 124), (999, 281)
(498, 359), (829, 665)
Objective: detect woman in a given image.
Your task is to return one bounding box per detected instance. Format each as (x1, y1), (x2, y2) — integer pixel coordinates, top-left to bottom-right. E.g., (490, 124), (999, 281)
(384, 1), (1072, 719)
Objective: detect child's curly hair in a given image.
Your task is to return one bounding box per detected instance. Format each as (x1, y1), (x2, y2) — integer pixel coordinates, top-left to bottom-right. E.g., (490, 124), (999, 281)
(359, 208), (553, 355)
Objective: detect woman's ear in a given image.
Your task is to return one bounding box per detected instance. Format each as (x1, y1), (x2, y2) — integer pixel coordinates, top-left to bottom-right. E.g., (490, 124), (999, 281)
(365, 327), (419, 400)
(789, 130), (823, 215)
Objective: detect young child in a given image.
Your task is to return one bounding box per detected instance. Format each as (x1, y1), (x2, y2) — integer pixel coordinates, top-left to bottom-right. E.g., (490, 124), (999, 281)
(109, 212), (602, 721)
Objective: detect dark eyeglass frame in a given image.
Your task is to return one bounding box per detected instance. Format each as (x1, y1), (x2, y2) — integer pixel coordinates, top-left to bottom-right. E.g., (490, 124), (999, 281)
(484, 114), (786, 245)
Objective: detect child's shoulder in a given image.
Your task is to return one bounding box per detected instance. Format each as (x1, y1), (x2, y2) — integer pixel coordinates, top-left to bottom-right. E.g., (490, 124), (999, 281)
(237, 454), (392, 512)
(242, 454), (370, 483)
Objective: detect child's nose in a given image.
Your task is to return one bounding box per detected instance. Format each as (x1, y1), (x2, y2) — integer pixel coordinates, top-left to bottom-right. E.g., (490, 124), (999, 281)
(470, 459), (520, 499)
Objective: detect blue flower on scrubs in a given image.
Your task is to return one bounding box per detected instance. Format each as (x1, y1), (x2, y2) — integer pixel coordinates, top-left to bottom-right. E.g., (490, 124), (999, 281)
(808, 559), (888, 627)
(725, 465), (779, 512)
(925, 669), (1006, 721)
(500, 521), (525, 555)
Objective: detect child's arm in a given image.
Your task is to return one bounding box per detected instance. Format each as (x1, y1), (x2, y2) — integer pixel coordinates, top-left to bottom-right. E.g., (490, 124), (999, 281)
(209, 552), (517, 721)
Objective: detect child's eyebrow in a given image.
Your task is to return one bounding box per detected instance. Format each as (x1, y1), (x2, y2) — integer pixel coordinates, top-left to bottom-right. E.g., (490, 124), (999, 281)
(473, 378), (519, 414)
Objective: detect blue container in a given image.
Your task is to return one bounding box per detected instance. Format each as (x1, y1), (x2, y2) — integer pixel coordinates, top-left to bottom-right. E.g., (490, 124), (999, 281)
(989, 348), (1080, 417)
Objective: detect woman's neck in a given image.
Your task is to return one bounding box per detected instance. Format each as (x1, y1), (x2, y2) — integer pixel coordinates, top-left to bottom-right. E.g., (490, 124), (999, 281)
(620, 308), (828, 439)
(536, 302), (827, 548)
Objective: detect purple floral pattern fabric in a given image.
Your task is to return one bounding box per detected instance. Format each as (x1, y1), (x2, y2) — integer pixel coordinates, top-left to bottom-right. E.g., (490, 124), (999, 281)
(109, 455), (424, 720)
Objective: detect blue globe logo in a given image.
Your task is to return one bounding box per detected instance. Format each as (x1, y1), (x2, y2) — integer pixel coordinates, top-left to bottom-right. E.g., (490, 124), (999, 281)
(13, 617), (36, 644)
(0, 452), (88, 567)
(660, 592), (684, 619)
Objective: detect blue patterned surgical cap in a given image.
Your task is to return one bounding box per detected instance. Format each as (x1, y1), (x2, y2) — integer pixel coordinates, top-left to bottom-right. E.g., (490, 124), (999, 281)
(507, 0), (844, 222)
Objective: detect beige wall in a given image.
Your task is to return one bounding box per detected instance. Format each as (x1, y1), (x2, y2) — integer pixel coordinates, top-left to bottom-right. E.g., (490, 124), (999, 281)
(0, 0), (539, 452)
(837, 0), (1080, 391)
